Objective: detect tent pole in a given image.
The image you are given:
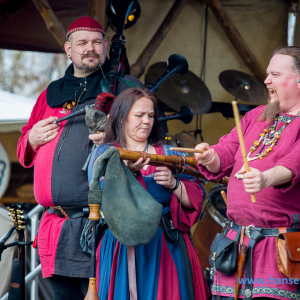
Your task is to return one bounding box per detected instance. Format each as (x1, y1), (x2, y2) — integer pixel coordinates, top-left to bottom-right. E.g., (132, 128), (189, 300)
(89, 0), (106, 29)
(31, 0), (66, 50)
(204, 0), (266, 83)
(130, 0), (187, 79)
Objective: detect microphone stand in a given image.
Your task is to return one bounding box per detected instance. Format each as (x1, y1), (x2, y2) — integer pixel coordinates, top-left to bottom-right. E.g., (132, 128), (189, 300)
(1, 204), (33, 300)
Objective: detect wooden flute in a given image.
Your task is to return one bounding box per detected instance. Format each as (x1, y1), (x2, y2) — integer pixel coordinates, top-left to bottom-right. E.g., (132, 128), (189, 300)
(117, 147), (229, 185)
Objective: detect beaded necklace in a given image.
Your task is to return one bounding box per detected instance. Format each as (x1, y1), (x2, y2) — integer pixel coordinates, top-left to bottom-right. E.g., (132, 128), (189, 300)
(246, 111), (300, 162)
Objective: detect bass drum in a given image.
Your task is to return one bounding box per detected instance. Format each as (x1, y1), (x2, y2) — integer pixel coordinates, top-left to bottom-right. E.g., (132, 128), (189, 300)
(175, 131), (199, 157)
(192, 184), (227, 271)
(0, 141), (10, 200)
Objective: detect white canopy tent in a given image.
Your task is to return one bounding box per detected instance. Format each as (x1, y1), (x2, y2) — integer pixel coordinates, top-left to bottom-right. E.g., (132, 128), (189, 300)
(0, 90), (36, 133)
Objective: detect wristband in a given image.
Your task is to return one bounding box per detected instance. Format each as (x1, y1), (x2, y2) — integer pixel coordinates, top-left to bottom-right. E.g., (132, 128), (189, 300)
(168, 178), (180, 192)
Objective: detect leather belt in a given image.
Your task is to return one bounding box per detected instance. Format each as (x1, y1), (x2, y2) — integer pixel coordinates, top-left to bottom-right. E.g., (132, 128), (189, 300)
(229, 220), (300, 300)
(230, 221), (300, 237)
(48, 206), (89, 219)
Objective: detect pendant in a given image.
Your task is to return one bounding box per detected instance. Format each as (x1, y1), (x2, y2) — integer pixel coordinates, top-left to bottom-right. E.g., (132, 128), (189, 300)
(234, 173), (244, 180)
(248, 156), (260, 161)
(59, 107), (69, 114)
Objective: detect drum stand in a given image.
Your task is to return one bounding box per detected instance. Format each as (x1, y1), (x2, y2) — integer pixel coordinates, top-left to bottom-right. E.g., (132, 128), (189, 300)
(0, 226), (32, 300)
(0, 204), (44, 300)
(189, 115), (204, 142)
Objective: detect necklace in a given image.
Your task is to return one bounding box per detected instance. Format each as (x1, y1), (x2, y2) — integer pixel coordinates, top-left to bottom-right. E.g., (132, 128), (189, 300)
(246, 111), (300, 162)
(247, 111), (300, 161)
(124, 143), (149, 152)
(234, 112), (300, 180)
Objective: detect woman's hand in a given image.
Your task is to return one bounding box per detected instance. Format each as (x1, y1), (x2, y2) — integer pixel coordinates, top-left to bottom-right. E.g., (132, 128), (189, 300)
(154, 166), (177, 190)
(124, 157), (150, 173)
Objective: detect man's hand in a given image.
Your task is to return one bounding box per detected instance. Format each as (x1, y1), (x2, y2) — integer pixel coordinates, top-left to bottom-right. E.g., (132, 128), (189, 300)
(237, 166), (266, 193)
(28, 116), (60, 151)
(194, 143), (215, 165)
(89, 132), (105, 146)
(194, 143), (221, 173)
(237, 165), (293, 193)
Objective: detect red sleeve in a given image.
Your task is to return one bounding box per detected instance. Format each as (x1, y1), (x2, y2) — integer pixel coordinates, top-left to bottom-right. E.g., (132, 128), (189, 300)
(17, 90), (47, 167)
(170, 178), (204, 233)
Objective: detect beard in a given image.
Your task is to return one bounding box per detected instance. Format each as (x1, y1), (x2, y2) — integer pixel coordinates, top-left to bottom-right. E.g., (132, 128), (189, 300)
(73, 52), (103, 72)
(257, 96), (281, 124)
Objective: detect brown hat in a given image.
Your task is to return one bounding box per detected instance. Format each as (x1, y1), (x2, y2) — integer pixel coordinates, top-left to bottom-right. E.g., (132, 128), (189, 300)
(66, 16), (105, 38)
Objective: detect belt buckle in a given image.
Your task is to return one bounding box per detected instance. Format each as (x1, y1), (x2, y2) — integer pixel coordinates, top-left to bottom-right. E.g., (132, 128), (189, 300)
(245, 225), (254, 238)
(57, 206), (69, 218)
(51, 206), (69, 219)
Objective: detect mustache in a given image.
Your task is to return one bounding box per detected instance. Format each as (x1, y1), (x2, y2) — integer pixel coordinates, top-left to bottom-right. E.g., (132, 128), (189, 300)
(81, 52), (101, 59)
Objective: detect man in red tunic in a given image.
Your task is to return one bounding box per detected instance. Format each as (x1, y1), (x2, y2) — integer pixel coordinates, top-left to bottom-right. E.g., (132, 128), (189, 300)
(17, 16), (142, 300)
(196, 46), (300, 300)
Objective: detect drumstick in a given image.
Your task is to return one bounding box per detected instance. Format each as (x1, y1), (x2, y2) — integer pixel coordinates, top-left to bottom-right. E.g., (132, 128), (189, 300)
(169, 147), (204, 153)
(220, 190), (228, 206)
(232, 101), (256, 203)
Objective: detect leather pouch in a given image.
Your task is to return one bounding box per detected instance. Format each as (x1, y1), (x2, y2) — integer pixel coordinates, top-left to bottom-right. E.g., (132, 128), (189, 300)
(80, 218), (108, 254)
(276, 232), (300, 279)
(160, 214), (179, 245)
(209, 231), (239, 275)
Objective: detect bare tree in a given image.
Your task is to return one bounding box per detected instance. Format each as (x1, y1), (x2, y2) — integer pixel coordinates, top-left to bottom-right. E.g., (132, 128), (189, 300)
(0, 49), (69, 98)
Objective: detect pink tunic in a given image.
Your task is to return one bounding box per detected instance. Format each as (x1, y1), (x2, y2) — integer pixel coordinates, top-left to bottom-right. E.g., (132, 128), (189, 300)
(198, 105), (300, 299)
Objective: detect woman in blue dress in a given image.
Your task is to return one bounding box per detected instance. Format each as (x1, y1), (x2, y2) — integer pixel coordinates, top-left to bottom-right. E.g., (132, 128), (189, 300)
(88, 87), (210, 300)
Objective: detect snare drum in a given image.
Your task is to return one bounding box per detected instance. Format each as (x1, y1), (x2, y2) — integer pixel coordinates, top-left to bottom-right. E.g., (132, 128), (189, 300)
(175, 131), (200, 157)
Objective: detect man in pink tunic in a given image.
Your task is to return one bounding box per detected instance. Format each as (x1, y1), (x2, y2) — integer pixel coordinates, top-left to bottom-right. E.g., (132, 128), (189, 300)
(196, 46), (300, 300)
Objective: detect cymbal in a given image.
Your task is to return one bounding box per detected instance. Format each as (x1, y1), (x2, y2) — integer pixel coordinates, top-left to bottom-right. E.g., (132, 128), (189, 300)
(219, 70), (268, 104)
(145, 62), (212, 114)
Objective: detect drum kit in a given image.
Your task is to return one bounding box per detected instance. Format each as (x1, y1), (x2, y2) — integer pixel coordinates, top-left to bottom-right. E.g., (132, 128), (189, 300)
(145, 61), (268, 270)
(145, 61), (268, 155)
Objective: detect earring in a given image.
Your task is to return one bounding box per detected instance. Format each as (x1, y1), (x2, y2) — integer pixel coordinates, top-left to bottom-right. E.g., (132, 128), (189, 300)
(299, 79), (300, 83)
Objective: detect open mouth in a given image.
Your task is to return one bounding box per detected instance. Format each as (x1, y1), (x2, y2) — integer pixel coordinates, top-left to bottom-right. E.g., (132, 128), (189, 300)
(268, 88), (276, 96)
